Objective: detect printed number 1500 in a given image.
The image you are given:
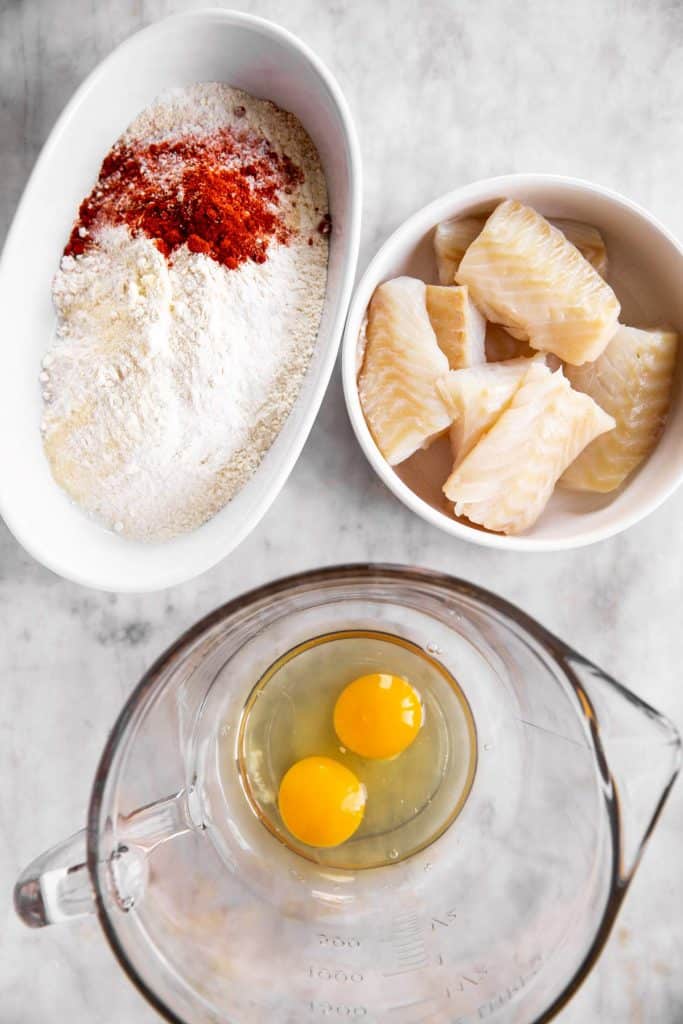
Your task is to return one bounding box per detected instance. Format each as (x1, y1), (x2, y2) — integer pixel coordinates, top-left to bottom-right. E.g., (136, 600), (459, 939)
(309, 1002), (367, 1017)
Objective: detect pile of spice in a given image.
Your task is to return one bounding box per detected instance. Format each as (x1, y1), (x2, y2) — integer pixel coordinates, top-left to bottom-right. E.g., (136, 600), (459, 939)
(64, 127), (304, 267)
(40, 84), (329, 541)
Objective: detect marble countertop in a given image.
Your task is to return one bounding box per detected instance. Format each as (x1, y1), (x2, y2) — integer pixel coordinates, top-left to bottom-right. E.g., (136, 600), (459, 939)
(1, 0), (682, 1021)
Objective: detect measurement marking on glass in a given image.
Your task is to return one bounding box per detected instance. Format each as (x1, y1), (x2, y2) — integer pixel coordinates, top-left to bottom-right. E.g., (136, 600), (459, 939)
(318, 934), (361, 949)
(308, 1000), (367, 1017)
(517, 716), (587, 749)
(383, 962), (428, 978)
(382, 911), (429, 977)
(388, 997), (434, 1012)
(394, 929), (421, 937)
(431, 907), (458, 929)
(394, 918), (419, 928)
(307, 966), (364, 983)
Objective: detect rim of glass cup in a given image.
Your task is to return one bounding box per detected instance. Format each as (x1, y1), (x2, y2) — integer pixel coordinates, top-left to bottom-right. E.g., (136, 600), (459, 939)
(86, 563), (669, 1024)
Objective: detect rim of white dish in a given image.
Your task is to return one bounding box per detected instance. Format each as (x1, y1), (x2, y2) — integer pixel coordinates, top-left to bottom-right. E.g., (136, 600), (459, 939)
(342, 172), (683, 552)
(0, 9), (363, 591)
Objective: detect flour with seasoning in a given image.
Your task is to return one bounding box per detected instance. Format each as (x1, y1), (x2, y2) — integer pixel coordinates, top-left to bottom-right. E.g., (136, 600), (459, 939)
(41, 83), (329, 541)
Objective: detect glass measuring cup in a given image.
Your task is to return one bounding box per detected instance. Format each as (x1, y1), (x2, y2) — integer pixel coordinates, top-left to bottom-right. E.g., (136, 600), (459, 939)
(14, 565), (680, 1024)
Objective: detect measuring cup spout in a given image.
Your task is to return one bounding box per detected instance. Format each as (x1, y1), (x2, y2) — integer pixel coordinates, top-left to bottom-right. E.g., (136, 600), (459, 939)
(562, 651), (681, 884)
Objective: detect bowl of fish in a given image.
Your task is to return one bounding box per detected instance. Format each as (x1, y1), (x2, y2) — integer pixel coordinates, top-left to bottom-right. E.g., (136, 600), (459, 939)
(342, 173), (683, 550)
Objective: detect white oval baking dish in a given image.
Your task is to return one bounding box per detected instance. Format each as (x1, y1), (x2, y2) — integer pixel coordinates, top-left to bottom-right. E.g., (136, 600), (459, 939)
(0, 9), (361, 591)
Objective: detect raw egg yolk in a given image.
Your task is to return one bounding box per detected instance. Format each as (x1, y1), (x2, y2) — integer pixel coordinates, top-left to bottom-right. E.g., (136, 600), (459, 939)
(278, 756), (366, 848)
(334, 673), (423, 759)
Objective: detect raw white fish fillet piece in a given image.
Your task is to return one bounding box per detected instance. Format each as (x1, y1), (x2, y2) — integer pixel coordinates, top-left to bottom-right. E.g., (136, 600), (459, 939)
(551, 218), (608, 277)
(455, 200), (620, 364)
(356, 315), (369, 375)
(434, 217), (483, 284)
(561, 324), (678, 492)
(425, 284), (486, 369)
(358, 276), (451, 465)
(442, 364), (616, 534)
(434, 214), (608, 281)
(437, 357), (542, 467)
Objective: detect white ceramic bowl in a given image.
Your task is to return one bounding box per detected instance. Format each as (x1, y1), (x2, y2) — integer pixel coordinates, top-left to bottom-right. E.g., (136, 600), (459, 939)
(343, 174), (683, 551)
(0, 10), (361, 591)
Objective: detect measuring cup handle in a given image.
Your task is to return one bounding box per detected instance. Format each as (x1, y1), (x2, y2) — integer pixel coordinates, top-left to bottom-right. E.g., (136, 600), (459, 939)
(14, 829), (93, 927)
(14, 791), (193, 928)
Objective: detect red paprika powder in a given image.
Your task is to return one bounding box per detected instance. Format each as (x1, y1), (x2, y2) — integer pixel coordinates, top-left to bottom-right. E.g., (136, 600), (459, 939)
(65, 127), (304, 271)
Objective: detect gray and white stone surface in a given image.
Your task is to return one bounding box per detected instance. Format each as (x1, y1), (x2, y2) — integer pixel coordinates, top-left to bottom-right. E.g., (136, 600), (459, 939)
(1, 0), (682, 1021)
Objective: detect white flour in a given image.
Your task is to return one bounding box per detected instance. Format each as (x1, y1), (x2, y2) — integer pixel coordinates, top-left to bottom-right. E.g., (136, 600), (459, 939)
(41, 84), (328, 541)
